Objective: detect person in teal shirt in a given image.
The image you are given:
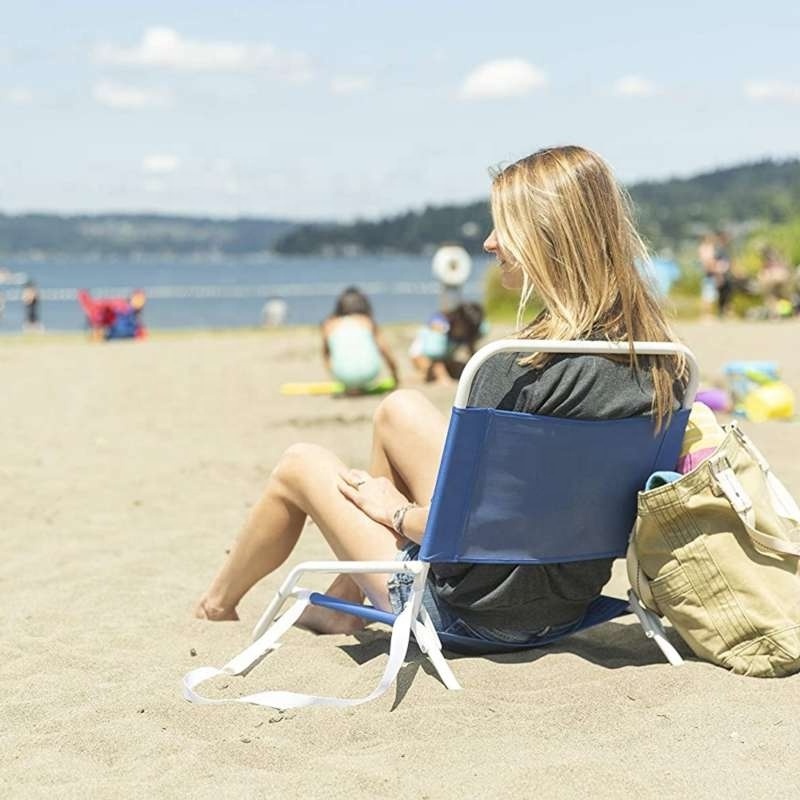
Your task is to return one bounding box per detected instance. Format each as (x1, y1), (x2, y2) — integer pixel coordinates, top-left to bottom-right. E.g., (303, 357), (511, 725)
(409, 303), (487, 384)
(322, 287), (399, 393)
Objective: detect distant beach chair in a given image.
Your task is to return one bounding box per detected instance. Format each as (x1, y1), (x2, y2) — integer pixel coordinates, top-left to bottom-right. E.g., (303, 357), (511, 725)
(184, 339), (699, 711)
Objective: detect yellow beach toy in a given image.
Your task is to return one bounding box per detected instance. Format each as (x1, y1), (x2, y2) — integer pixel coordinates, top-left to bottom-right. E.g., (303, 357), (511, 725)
(743, 382), (796, 423)
(280, 376), (397, 397)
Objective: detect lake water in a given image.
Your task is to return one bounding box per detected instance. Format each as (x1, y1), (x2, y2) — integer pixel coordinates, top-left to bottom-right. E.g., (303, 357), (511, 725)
(0, 254), (493, 334)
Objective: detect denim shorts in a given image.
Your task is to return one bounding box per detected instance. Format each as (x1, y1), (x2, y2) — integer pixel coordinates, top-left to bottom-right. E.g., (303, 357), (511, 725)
(386, 543), (583, 646)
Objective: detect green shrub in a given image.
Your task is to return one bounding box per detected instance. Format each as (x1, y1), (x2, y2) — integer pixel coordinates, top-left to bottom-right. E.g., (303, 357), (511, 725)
(740, 217), (800, 273)
(483, 264), (520, 322)
(482, 264), (545, 323)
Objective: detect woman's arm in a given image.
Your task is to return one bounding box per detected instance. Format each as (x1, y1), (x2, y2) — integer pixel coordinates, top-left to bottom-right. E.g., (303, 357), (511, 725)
(395, 505), (428, 544)
(338, 469), (429, 544)
(321, 320), (332, 373)
(373, 326), (400, 384)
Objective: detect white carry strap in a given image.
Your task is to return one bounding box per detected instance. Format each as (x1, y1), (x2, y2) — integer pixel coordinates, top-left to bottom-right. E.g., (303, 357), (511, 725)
(733, 424), (800, 524)
(711, 459), (800, 559)
(182, 588), (418, 710)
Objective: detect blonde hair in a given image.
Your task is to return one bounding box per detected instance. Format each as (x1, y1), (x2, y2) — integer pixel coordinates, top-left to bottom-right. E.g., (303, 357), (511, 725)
(490, 145), (686, 428)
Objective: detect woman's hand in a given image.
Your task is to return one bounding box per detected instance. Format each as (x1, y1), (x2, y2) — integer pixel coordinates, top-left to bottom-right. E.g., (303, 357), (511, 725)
(337, 469), (408, 529)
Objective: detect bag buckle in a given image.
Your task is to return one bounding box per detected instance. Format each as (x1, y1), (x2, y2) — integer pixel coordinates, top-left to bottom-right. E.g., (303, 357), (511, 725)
(708, 455), (730, 497)
(710, 456), (753, 516)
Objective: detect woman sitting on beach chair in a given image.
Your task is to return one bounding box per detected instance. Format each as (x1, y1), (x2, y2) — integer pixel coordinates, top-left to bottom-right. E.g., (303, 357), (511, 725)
(195, 145), (687, 647)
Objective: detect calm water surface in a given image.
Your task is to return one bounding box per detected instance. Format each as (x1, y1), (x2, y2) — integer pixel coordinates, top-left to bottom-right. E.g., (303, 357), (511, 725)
(0, 254), (492, 333)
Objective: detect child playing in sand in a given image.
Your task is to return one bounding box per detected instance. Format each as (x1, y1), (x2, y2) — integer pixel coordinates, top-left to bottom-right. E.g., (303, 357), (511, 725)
(408, 312), (453, 384)
(409, 303), (487, 384)
(445, 301), (486, 377)
(321, 287), (399, 393)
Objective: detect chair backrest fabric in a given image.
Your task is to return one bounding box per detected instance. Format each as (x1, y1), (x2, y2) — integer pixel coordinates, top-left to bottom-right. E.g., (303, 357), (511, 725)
(420, 406), (690, 564)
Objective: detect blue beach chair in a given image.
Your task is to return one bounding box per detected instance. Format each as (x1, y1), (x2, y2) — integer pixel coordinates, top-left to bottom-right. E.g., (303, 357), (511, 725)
(184, 339), (699, 711)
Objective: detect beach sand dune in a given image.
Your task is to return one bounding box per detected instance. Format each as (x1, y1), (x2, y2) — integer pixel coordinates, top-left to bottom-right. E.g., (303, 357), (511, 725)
(2, 322), (799, 798)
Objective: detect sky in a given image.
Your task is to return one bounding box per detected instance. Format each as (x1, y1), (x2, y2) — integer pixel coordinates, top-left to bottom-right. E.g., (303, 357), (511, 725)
(1, 0), (799, 221)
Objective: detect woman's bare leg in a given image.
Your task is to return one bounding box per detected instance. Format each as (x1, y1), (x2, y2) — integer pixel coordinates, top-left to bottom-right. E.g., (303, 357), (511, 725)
(196, 443), (401, 631)
(304, 390), (450, 627)
(197, 390), (448, 633)
(299, 390), (450, 631)
(195, 463), (307, 621)
(369, 389), (449, 504)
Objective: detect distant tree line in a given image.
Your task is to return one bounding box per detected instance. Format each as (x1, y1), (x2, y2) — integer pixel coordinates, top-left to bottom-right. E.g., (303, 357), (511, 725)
(1, 160), (798, 257)
(275, 159), (800, 255)
(274, 201), (492, 256)
(0, 214), (294, 257)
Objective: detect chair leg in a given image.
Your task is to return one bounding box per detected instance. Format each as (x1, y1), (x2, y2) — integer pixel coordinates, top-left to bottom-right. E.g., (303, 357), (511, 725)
(627, 590), (684, 667)
(413, 609), (462, 691)
(402, 564), (461, 691)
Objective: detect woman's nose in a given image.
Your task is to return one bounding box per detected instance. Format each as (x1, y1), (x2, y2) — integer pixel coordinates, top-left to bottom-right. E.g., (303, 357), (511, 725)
(483, 230), (497, 253)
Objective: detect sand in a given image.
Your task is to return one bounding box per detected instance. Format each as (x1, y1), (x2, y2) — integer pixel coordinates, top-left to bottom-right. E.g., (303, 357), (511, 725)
(2, 321), (799, 799)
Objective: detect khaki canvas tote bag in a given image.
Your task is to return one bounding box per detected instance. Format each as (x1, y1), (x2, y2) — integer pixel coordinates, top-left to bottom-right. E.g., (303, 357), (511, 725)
(628, 422), (800, 677)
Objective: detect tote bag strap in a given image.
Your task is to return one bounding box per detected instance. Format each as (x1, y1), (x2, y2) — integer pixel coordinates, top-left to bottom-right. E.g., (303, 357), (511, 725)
(730, 423), (800, 524)
(710, 451), (800, 559)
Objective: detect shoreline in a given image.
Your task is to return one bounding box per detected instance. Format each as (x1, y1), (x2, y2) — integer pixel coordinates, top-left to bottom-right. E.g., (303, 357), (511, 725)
(0, 321), (424, 346)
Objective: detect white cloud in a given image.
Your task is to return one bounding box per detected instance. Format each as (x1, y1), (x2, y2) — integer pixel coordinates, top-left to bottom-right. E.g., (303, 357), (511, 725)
(93, 26), (313, 82)
(613, 75), (658, 97)
(142, 154), (180, 174)
(93, 81), (171, 109)
(330, 75), (374, 95)
(743, 80), (800, 103)
(460, 59), (546, 100)
(4, 87), (33, 104)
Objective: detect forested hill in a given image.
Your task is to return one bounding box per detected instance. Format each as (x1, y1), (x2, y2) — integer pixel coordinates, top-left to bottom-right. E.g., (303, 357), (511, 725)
(2, 159), (798, 257)
(275, 159), (800, 255)
(0, 214), (294, 257)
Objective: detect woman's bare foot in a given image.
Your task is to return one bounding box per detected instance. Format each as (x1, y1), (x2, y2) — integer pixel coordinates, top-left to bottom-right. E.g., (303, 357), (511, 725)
(194, 597), (239, 621)
(296, 603), (366, 635)
(296, 573), (368, 634)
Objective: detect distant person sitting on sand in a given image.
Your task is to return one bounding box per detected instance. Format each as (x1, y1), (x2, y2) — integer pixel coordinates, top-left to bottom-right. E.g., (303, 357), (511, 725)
(261, 297), (288, 327)
(195, 145), (687, 651)
(77, 289), (147, 341)
(445, 301), (486, 376)
(322, 287), (399, 393)
(21, 279), (42, 331)
(409, 303), (487, 384)
(408, 312), (452, 384)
